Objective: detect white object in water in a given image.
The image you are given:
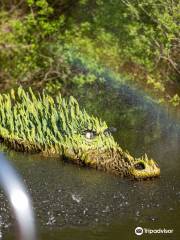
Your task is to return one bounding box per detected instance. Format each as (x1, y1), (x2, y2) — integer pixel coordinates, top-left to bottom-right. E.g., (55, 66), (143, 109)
(0, 153), (36, 240)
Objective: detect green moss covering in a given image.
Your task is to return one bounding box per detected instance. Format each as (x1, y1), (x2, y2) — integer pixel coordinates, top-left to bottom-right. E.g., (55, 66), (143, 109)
(0, 87), (160, 179)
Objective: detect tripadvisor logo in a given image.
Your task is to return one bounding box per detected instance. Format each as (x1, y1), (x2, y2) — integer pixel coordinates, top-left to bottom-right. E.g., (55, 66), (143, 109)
(135, 226), (174, 236)
(135, 227), (143, 236)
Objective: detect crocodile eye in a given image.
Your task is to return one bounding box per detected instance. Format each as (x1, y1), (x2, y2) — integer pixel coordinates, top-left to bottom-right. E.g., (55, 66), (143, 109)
(104, 129), (110, 136)
(104, 127), (117, 136)
(84, 131), (96, 139)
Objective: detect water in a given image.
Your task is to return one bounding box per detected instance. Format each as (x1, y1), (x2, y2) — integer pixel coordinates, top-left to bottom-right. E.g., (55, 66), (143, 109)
(0, 82), (180, 239)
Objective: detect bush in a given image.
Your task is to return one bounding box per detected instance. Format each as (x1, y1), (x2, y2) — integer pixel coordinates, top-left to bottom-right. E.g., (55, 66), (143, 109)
(0, 0), (179, 106)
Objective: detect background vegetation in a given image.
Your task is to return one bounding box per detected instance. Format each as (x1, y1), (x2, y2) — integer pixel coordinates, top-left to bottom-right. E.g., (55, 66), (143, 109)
(0, 0), (179, 105)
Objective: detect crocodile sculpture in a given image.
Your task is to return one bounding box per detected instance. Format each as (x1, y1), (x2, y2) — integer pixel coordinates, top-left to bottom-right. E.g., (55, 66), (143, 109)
(0, 87), (160, 179)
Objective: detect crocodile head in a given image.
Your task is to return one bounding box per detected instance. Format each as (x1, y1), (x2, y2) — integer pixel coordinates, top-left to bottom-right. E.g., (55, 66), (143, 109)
(63, 96), (160, 180)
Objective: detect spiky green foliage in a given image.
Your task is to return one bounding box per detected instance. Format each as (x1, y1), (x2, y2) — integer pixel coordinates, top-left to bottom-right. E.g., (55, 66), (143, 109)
(0, 87), (160, 179)
(0, 87), (116, 155)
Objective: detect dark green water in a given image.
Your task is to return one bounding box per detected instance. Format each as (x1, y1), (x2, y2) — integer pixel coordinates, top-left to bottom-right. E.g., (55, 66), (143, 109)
(0, 82), (180, 239)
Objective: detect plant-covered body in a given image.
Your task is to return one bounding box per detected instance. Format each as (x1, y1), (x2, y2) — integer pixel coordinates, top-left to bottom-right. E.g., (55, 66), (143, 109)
(0, 87), (160, 179)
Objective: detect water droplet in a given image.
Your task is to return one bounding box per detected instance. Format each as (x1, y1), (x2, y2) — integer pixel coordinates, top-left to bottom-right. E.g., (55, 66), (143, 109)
(102, 206), (110, 213)
(47, 214), (56, 225)
(83, 208), (88, 215)
(71, 194), (82, 203)
(136, 211), (140, 216)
